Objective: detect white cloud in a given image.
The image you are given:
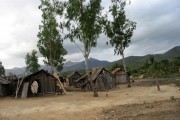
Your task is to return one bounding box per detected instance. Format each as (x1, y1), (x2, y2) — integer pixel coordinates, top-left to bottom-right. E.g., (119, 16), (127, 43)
(0, 0), (180, 69)
(0, 0), (41, 68)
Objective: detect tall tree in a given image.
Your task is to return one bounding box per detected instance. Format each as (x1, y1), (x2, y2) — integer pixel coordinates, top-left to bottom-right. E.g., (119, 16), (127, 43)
(37, 0), (67, 73)
(65, 0), (103, 96)
(25, 50), (40, 74)
(0, 61), (5, 76)
(104, 0), (136, 87)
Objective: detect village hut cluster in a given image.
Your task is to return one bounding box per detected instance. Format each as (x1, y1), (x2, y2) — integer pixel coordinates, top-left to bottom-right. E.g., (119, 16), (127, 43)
(67, 67), (127, 91)
(0, 67), (128, 98)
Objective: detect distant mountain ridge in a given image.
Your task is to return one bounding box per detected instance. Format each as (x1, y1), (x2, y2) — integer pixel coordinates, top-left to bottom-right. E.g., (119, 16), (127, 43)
(5, 57), (111, 75)
(63, 61), (79, 67)
(63, 57), (111, 71)
(113, 46), (180, 66)
(162, 46), (180, 57)
(5, 46), (180, 75)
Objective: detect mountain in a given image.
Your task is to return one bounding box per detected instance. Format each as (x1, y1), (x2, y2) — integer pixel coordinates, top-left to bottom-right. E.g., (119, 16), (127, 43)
(63, 57), (111, 71)
(5, 65), (52, 76)
(162, 46), (180, 57)
(5, 67), (26, 76)
(5, 46), (180, 75)
(63, 61), (79, 67)
(113, 46), (180, 66)
(5, 58), (111, 75)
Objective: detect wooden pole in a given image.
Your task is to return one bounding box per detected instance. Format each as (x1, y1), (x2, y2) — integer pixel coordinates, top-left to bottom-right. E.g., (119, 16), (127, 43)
(156, 78), (160, 91)
(15, 77), (24, 99)
(53, 73), (67, 94)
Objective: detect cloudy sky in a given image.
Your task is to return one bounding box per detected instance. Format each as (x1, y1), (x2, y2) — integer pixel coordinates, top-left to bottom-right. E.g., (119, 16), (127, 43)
(0, 0), (180, 69)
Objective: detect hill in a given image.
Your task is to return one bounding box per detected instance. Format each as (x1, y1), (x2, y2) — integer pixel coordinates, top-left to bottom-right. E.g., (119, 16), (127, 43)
(63, 57), (111, 71)
(5, 58), (111, 75)
(112, 46), (180, 66)
(5, 46), (180, 75)
(162, 46), (180, 57)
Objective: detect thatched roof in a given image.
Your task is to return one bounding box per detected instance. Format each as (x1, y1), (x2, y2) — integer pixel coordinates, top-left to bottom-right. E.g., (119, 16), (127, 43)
(67, 71), (81, 79)
(0, 77), (10, 84)
(111, 68), (124, 75)
(13, 69), (57, 81)
(92, 67), (113, 81)
(75, 67), (113, 83)
(75, 74), (87, 83)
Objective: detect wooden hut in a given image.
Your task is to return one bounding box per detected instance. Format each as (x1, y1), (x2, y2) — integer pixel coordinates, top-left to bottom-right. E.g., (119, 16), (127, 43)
(92, 68), (116, 91)
(77, 68), (116, 91)
(12, 69), (58, 98)
(112, 68), (127, 84)
(0, 77), (10, 97)
(67, 71), (81, 86)
(75, 74), (88, 88)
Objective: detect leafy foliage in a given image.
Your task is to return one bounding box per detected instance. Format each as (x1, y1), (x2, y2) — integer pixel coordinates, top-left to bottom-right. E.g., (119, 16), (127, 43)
(0, 61), (5, 76)
(133, 56), (180, 78)
(65, 0), (103, 56)
(37, 0), (67, 72)
(104, 0), (136, 55)
(104, 0), (136, 87)
(25, 50), (40, 74)
(64, 0), (104, 96)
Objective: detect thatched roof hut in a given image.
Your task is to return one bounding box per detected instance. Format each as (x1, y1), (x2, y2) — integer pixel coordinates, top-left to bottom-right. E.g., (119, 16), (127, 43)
(0, 77), (10, 97)
(112, 68), (127, 84)
(12, 69), (58, 98)
(67, 71), (81, 86)
(76, 67), (116, 91)
(75, 74), (88, 88)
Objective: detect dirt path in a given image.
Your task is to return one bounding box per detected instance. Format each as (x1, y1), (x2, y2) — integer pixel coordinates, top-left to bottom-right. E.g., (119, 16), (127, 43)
(102, 100), (180, 120)
(0, 85), (179, 120)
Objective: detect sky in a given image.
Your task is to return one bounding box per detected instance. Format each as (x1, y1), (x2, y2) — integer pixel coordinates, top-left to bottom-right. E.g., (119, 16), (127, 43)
(0, 0), (180, 69)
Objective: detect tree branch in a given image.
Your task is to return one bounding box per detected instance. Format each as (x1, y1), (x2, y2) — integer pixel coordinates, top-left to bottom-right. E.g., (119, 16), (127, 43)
(73, 41), (84, 56)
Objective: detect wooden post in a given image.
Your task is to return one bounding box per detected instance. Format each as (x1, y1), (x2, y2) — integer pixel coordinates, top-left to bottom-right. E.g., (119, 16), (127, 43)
(21, 82), (29, 98)
(15, 77), (24, 99)
(156, 78), (160, 91)
(53, 73), (67, 94)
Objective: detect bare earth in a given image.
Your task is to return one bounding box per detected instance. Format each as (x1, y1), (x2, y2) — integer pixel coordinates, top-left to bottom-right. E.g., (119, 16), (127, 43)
(0, 84), (180, 120)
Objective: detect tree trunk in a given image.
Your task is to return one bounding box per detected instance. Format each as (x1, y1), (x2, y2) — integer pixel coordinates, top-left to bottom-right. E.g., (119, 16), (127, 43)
(50, 40), (54, 74)
(50, 58), (53, 74)
(122, 51), (131, 87)
(84, 54), (98, 97)
(155, 77), (160, 91)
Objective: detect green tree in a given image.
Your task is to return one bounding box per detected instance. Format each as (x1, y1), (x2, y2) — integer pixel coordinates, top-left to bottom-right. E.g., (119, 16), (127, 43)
(65, 0), (103, 96)
(149, 54), (155, 64)
(104, 0), (136, 87)
(25, 50), (40, 74)
(37, 0), (67, 73)
(172, 57), (180, 73)
(0, 61), (5, 76)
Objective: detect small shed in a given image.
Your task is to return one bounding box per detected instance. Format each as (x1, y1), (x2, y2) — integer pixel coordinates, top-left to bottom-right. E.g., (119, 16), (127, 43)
(92, 68), (116, 91)
(13, 69), (58, 98)
(112, 68), (127, 84)
(67, 71), (81, 86)
(75, 74), (88, 88)
(0, 77), (10, 97)
(78, 68), (116, 91)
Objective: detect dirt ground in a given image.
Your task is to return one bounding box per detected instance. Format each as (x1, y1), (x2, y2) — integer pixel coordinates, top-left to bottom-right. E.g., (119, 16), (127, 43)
(102, 99), (180, 120)
(0, 84), (180, 120)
